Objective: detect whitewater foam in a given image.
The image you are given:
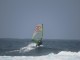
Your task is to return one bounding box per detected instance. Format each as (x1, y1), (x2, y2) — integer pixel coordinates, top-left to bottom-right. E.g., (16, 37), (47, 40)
(0, 51), (80, 60)
(7, 43), (44, 54)
(19, 43), (37, 53)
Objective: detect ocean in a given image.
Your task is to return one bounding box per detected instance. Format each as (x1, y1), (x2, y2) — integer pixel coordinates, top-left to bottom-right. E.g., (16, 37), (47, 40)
(0, 38), (80, 60)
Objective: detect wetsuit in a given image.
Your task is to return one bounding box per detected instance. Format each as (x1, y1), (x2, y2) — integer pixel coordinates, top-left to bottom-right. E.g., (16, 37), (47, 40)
(36, 40), (42, 47)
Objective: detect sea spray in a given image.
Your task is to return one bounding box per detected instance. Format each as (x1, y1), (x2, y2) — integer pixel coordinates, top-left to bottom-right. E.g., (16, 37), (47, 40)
(19, 43), (36, 53)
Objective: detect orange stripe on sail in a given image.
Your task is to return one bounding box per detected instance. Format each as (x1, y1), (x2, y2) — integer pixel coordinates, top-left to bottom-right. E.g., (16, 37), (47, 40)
(35, 25), (42, 32)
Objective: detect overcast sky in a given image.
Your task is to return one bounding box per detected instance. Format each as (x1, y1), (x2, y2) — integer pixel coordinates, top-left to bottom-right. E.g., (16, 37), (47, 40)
(0, 0), (80, 39)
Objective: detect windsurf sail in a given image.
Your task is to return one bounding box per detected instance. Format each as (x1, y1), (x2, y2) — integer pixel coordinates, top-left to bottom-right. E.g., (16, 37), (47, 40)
(32, 24), (43, 46)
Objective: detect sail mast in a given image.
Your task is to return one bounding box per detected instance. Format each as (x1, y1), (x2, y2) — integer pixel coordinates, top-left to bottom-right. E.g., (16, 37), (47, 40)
(42, 24), (43, 39)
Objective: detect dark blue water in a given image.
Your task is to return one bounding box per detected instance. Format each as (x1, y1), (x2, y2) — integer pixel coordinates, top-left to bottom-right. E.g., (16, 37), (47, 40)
(0, 38), (80, 56)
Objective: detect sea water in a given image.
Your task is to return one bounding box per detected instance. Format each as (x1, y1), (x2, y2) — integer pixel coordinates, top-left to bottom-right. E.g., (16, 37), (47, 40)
(0, 38), (80, 60)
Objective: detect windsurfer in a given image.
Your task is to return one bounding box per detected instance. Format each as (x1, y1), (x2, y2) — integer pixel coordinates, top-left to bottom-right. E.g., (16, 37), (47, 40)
(36, 40), (42, 47)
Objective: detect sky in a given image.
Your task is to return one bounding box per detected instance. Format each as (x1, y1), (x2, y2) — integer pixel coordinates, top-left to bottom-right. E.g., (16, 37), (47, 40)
(0, 0), (80, 39)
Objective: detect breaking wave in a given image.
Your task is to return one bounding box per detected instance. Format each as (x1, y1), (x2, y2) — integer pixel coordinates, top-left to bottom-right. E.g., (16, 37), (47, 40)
(19, 43), (43, 53)
(19, 43), (37, 53)
(6, 43), (44, 54)
(0, 51), (80, 60)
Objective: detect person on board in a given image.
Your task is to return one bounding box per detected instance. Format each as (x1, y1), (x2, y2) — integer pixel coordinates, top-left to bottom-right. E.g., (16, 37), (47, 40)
(36, 40), (42, 47)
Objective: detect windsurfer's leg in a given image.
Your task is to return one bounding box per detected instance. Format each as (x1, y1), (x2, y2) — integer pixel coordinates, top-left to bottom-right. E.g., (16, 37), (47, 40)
(36, 44), (37, 47)
(36, 43), (39, 47)
(36, 44), (40, 47)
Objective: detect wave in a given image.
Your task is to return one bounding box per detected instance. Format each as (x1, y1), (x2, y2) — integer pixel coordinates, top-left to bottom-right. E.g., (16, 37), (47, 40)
(6, 43), (37, 53)
(19, 43), (43, 53)
(0, 51), (80, 60)
(4, 43), (36, 54)
(19, 43), (37, 53)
